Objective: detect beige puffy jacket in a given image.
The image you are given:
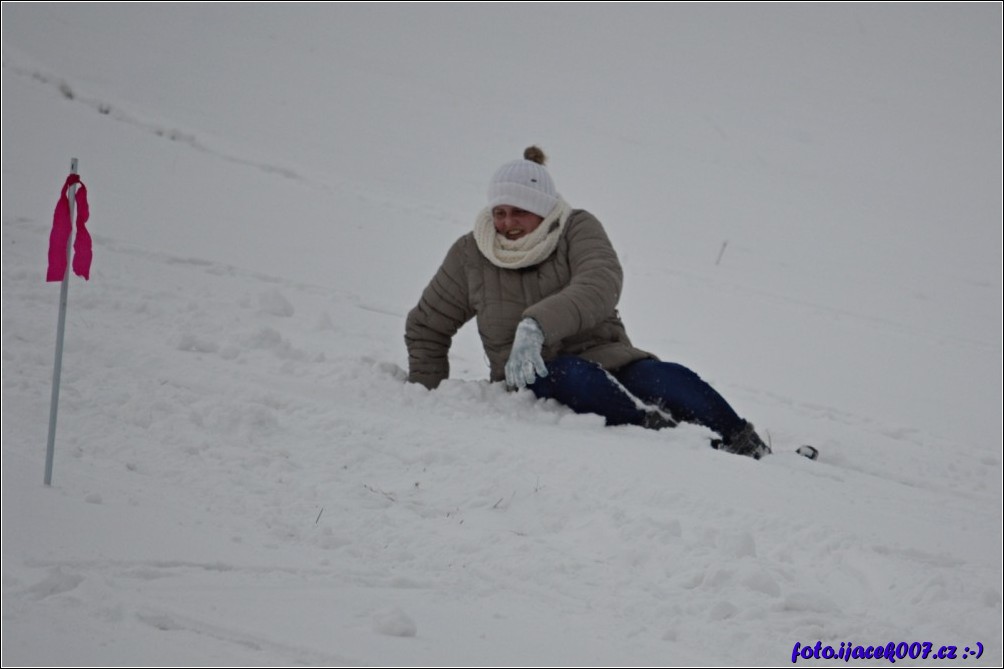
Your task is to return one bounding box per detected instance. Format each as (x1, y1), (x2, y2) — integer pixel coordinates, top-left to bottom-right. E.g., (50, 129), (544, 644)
(405, 209), (652, 389)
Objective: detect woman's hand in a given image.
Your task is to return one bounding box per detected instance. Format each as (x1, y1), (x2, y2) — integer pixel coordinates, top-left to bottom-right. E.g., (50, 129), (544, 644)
(505, 318), (548, 389)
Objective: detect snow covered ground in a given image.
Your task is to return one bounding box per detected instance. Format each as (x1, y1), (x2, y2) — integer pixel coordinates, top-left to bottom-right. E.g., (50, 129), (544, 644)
(2, 4), (1001, 666)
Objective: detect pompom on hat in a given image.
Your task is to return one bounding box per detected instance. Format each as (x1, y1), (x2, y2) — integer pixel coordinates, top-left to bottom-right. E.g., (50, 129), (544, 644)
(487, 146), (559, 218)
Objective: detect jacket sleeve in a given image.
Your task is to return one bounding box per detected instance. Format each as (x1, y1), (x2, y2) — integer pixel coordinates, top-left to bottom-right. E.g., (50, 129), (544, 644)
(522, 211), (623, 345)
(404, 235), (475, 389)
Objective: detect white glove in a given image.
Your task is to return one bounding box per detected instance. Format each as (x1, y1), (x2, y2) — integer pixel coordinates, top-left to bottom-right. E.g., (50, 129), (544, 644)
(505, 318), (548, 389)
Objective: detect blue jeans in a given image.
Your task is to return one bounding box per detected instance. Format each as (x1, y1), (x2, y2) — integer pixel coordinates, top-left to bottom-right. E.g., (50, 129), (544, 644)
(527, 356), (744, 437)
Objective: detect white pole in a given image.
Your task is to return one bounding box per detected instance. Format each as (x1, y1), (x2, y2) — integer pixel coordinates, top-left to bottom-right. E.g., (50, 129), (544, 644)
(45, 158), (77, 486)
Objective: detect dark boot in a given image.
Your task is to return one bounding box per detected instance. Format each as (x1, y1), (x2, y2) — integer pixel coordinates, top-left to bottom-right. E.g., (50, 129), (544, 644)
(712, 421), (771, 460)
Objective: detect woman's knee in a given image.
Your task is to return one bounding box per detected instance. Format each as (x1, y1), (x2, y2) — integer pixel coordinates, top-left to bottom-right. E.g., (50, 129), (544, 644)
(530, 356), (645, 424)
(534, 353), (602, 395)
(547, 355), (607, 383)
(618, 359), (702, 391)
(529, 356), (612, 400)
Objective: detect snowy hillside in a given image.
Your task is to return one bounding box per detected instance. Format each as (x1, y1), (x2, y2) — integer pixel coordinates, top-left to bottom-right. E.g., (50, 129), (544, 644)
(2, 4), (1001, 666)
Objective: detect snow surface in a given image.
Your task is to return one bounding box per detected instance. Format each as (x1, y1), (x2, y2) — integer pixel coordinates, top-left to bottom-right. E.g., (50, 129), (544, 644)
(2, 4), (1001, 666)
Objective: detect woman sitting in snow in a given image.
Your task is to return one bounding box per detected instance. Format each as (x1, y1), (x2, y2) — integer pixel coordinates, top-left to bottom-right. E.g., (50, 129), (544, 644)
(405, 146), (771, 459)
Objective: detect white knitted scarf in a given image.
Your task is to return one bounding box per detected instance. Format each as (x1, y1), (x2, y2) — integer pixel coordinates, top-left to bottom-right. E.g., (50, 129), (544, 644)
(473, 198), (572, 269)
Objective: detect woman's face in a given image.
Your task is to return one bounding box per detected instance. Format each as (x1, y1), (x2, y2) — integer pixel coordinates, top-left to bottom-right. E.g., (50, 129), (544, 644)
(492, 206), (544, 240)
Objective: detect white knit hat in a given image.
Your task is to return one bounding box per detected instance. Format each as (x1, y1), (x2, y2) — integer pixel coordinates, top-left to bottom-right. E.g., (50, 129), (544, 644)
(487, 147), (559, 218)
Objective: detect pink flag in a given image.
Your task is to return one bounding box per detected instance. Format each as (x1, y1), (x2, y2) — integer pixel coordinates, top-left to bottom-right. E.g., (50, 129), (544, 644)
(47, 174), (92, 282)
